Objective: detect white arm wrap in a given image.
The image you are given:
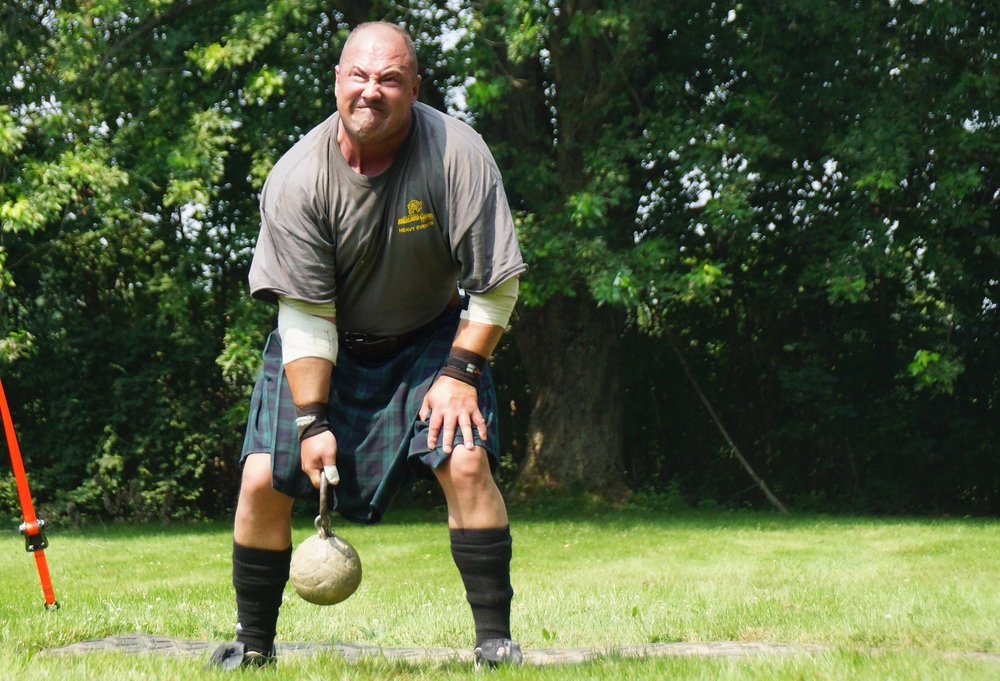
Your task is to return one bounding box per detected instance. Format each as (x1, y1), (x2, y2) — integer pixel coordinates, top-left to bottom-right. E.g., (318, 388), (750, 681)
(277, 297), (339, 366)
(460, 277), (519, 328)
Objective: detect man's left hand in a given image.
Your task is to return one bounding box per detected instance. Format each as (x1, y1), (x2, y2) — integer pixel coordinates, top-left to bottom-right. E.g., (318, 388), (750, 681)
(419, 375), (487, 454)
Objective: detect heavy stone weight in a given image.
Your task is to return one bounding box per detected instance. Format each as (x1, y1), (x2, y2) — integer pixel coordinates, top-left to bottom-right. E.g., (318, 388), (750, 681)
(290, 532), (362, 605)
(289, 475), (362, 605)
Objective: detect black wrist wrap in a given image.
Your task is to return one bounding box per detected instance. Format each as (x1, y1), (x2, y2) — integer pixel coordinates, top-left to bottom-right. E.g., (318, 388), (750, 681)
(295, 403), (331, 441)
(440, 348), (487, 387)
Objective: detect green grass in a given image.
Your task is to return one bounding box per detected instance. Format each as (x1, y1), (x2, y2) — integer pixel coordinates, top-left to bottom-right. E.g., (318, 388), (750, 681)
(2, 504), (998, 679)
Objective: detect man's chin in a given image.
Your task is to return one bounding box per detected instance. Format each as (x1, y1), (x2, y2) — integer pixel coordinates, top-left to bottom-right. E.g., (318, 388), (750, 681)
(348, 117), (387, 140)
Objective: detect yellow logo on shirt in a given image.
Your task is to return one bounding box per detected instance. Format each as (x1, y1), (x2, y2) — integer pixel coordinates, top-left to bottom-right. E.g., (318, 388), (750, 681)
(397, 199), (435, 233)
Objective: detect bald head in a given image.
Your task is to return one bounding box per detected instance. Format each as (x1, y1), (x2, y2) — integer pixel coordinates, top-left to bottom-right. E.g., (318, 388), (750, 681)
(341, 22), (419, 77)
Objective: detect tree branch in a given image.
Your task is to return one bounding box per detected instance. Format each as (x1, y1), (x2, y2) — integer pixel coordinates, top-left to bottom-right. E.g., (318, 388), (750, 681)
(665, 328), (790, 514)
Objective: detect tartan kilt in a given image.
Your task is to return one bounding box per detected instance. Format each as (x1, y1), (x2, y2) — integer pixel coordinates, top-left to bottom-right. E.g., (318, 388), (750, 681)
(239, 308), (500, 524)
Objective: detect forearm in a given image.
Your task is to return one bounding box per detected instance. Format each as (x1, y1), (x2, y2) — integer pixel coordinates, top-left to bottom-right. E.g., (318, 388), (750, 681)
(451, 319), (504, 360)
(283, 357), (334, 407)
(276, 296), (338, 407)
(451, 277), (518, 358)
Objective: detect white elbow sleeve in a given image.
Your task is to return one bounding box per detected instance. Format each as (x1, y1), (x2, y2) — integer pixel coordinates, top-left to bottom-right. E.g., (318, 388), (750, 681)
(461, 277), (519, 328)
(277, 297), (339, 365)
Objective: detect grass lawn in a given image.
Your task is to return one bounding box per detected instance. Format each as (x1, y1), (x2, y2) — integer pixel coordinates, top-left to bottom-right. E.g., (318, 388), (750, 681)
(2, 501), (998, 679)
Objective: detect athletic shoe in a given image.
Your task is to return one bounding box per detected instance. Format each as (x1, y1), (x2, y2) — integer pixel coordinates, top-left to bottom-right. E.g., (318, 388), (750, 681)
(474, 638), (523, 669)
(206, 641), (275, 671)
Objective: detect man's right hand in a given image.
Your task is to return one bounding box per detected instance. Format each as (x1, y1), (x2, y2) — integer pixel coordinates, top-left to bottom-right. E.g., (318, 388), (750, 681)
(300, 430), (338, 489)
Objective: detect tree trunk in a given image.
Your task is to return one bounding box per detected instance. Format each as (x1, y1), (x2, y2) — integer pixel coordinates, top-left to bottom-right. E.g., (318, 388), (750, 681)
(513, 295), (627, 496)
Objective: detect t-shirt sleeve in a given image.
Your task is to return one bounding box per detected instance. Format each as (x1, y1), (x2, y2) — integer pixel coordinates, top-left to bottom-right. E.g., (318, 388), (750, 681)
(449, 163), (527, 294)
(248, 166), (337, 305)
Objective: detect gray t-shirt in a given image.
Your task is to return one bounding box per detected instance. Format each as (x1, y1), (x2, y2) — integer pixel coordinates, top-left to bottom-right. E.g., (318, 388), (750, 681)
(249, 102), (526, 336)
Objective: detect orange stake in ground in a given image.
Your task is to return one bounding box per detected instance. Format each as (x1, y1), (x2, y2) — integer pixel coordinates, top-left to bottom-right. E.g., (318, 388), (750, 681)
(0, 378), (58, 609)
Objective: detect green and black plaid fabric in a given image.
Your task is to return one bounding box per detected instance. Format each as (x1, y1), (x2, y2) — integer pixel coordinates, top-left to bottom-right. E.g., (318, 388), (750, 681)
(240, 309), (499, 524)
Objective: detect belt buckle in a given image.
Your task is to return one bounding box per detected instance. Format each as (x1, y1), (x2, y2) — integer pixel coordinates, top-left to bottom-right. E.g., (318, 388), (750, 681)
(342, 332), (378, 346)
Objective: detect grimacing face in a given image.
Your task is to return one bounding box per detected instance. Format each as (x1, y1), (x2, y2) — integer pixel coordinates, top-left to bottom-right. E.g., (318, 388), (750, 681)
(334, 27), (420, 148)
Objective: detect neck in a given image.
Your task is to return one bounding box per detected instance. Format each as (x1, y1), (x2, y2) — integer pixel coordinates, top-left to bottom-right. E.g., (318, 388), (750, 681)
(337, 119), (412, 177)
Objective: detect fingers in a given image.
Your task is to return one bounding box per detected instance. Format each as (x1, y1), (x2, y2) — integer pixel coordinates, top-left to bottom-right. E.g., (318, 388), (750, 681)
(422, 377), (487, 454)
(426, 409), (442, 449)
(423, 405), (470, 454)
(301, 431), (336, 489)
(428, 408), (484, 453)
(324, 465), (340, 485)
(473, 408), (488, 442)
(441, 414), (459, 455)
(454, 405), (487, 450)
(458, 409), (490, 451)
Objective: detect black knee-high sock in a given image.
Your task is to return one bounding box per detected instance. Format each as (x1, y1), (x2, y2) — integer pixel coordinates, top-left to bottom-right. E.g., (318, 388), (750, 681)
(450, 526), (514, 646)
(232, 542), (291, 655)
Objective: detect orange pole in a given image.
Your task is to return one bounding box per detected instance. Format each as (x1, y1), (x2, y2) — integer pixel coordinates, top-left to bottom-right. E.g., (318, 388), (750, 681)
(0, 378), (58, 609)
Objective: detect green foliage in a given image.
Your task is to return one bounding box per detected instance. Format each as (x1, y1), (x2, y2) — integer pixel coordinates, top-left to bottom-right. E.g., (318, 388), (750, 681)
(907, 349), (964, 395)
(454, 0), (997, 512)
(0, 0), (358, 520)
(1, 1), (996, 518)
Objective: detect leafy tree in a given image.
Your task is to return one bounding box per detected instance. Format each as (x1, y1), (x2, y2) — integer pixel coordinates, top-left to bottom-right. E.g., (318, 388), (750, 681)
(1, 0), (365, 519)
(440, 0), (997, 509)
(2, 1), (996, 519)
(0, 0), (508, 520)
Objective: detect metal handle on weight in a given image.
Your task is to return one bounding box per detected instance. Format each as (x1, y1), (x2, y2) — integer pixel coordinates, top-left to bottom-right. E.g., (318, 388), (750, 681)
(315, 474), (337, 538)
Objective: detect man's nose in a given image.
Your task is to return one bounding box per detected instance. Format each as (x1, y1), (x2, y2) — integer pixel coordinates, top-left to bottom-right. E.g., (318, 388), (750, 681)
(362, 77), (382, 98)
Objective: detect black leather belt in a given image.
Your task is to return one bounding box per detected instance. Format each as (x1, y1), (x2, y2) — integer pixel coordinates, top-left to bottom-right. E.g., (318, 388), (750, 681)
(339, 301), (460, 362)
(339, 327), (426, 361)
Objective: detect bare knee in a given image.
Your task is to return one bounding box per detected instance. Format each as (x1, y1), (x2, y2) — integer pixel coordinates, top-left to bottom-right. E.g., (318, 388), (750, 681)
(434, 446), (507, 529)
(437, 446), (499, 500)
(443, 445), (494, 493)
(234, 453), (293, 548)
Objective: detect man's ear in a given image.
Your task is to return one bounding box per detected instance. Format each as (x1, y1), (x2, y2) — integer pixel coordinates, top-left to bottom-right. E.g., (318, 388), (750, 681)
(334, 65), (341, 96)
(411, 74), (421, 103)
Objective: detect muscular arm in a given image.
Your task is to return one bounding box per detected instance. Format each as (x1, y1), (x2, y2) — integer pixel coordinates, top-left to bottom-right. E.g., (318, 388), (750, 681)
(285, 357), (339, 489)
(452, 317), (505, 359)
(278, 297), (339, 488)
(284, 357), (334, 407)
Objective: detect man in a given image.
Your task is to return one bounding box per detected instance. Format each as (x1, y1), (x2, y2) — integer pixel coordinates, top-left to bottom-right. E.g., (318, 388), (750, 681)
(209, 22), (526, 671)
